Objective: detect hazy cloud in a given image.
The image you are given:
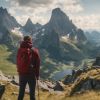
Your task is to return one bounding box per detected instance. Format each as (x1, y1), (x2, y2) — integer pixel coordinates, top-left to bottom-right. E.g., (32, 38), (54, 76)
(13, 0), (53, 7)
(71, 14), (100, 30)
(54, 0), (84, 13)
(7, 0), (84, 26)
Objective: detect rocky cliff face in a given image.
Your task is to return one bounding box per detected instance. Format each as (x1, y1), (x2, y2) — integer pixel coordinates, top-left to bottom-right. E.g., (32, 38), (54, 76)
(42, 8), (87, 43)
(0, 24), (14, 47)
(34, 8), (87, 43)
(23, 18), (42, 34)
(0, 7), (20, 30)
(34, 8), (87, 56)
(0, 7), (22, 47)
(85, 31), (100, 46)
(46, 8), (76, 35)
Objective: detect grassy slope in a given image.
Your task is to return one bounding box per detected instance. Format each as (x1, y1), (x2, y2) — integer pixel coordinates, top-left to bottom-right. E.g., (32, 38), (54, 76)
(1, 81), (100, 100)
(0, 45), (17, 75)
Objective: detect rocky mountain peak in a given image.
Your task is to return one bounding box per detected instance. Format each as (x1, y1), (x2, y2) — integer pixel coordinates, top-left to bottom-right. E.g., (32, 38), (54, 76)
(23, 18), (36, 34)
(0, 7), (8, 15)
(52, 8), (62, 14)
(50, 8), (69, 22)
(25, 18), (33, 26)
(0, 7), (20, 30)
(45, 8), (76, 35)
(23, 18), (42, 34)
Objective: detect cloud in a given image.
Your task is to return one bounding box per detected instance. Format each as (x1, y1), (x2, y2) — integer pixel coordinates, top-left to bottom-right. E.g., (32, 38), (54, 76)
(15, 15), (29, 25)
(53, 0), (84, 13)
(12, 0), (53, 7)
(7, 0), (84, 24)
(2, 0), (99, 31)
(8, 6), (51, 25)
(6, 0), (100, 30)
(8, 0), (83, 13)
(71, 14), (100, 30)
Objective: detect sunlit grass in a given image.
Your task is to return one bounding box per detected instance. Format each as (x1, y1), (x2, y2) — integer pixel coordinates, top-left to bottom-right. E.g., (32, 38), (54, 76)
(2, 82), (100, 100)
(0, 45), (17, 75)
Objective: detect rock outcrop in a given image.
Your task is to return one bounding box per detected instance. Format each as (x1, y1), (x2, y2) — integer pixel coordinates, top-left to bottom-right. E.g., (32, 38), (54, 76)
(0, 7), (20, 30)
(23, 18), (42, 34)
(53, 81), (65, 91)
(69, 68), (100, 95)
(0, 84), (5, 99)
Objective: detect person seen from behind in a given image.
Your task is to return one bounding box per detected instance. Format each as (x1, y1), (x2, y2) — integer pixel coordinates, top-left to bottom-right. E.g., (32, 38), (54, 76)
(16, 35), (40, 100)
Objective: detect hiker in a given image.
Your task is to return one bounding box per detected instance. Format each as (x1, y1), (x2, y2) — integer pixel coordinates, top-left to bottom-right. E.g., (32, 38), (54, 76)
(17, 36), (40, 100)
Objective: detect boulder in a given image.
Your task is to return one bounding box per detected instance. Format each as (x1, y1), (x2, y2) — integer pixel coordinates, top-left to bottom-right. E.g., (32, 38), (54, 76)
(92, 56), (100, 66)
(63, 75), (73, 85)
(53, 81), (64, 91)
(70, 78), (100, 96)
(63, 69), (83, 85)
(0, 71), (10, 81)
(38, 80), (51, 91)
(0, 84), (5, 99)
(10, 76), (19, 86)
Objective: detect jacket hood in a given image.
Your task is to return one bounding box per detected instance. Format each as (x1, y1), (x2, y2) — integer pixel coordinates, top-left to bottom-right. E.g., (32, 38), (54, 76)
(20, 40), (32, 48)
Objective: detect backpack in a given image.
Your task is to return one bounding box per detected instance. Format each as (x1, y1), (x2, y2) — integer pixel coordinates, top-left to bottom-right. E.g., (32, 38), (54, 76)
(17, 48), (35, 74)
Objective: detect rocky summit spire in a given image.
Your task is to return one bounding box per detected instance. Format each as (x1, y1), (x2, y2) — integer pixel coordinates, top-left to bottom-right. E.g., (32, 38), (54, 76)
(23, 18), (36, 34)
(26, 18), (33, 26)
(46, 8), (76, 35)
(50, 8), (69, 22)
(23, 18), (42, 34)
(0, 7), (8, 14)
(39, 8), (87, 43)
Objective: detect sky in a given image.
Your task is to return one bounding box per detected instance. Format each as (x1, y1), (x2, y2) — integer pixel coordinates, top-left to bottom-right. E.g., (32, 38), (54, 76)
(0, 0), (100, 31)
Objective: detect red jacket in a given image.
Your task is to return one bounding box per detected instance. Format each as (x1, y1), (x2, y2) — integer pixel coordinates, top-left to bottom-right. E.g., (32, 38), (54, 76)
(17, 41), (40, 79)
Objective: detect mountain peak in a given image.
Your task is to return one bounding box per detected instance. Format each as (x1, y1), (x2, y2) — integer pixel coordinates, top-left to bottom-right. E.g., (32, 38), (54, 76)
(52, 8), (65, 16)
(0, 7), (20, 30)
(50, 8), (69, 23)
(47, 8), (76, 35)
(26, 18), (33, 25)
(23, 18), (37, 34)
(0, 7), (8, 14)
(52, 8), (61, 13)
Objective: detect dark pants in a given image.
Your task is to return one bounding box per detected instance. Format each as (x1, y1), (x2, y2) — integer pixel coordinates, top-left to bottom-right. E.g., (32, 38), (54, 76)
(18, 74), (36, 100)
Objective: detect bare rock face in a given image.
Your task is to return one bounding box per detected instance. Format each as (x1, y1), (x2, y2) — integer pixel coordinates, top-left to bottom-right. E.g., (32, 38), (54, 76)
(63, 69), (83, 85)
(0, 7), (20, 30)
(23, 18), (42, 34)
(93, 56), (100, 66)
(63, 75), (73, 85)
(0, 84), (5, 99)
(36, 8), (87, 48)
(0, 7), (21, 47)
(69, 68), (100, 96)
(23, 18), (36, 34)
(44, 8), (87, 43)
(0, 71), (10, 81)
(70, 78), (100, 96)
(47, 8), (76, 35)
(53, 81), (65, 91)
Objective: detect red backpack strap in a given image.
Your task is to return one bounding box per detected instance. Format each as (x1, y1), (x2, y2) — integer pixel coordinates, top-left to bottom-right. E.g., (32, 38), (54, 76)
(30, 48), (35, 66)
(31, 48), (40, 79)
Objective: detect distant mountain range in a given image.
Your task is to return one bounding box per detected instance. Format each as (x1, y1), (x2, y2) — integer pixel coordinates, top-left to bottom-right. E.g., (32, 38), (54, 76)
(0, 7), (99, 79)
(85, 31), (100, 46)
(33, 8), (89, 63)
(34, 8), (87, 43)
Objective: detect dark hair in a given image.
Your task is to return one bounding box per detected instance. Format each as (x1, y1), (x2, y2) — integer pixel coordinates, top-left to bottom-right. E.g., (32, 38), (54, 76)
(24, 35), (32, 41)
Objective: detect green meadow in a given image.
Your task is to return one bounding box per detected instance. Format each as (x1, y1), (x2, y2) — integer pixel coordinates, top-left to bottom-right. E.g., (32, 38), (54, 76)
(0, 45), (17, 75)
